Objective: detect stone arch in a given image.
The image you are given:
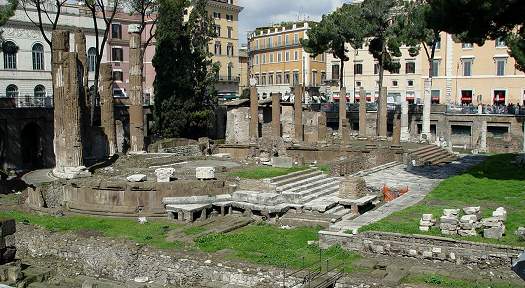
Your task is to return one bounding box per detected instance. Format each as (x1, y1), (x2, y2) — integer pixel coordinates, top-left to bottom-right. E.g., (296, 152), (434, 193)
(21, 122), (43, 169)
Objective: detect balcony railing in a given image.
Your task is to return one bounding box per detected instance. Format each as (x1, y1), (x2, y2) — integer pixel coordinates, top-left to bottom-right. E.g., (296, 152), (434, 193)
(446, 104), (525, 115)
(0, 95), (53, 108)
(217, 76), (240, 82)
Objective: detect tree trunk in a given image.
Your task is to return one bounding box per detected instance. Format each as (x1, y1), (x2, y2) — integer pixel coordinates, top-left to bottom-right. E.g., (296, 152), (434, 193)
(339, 58), (344, 89)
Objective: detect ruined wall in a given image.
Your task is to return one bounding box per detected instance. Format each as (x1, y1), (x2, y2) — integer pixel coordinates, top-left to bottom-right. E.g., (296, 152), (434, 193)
(286, 147), (403, 166)
(225, 107), (250, 144)
(320, 231), (522, 269)
(281, 105), (294, 141)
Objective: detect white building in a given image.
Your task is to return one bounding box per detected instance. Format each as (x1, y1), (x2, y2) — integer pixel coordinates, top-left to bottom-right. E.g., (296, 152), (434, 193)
(0, 4), (107, 107)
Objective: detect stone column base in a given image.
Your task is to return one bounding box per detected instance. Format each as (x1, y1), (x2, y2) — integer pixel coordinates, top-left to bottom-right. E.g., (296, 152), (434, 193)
(52, 166), (91, 180)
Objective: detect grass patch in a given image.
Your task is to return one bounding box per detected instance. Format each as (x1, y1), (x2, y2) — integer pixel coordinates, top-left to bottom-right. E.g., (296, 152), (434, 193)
(317, 164), (331, 174)
(229, 166), (308, 180)
(0, 210), (183, 249)
(183, 226), (207, 236)
(360, 154), (525, 247)
(404, 274), (522, 288)
(196, 223), (360, 270)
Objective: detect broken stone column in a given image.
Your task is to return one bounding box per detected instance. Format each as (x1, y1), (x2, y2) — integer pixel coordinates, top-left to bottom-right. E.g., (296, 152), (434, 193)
(377, 87), (387, 139)
(339, 87), (347, 139)
(74, 30), (90, 126)
(480, 120), (487, 153)
(421, 78), (432, 142)
(294, 85), (303, 142)
(249, 86), (258, 142)
(52, 49), (89, 179)
(400, 99), (409, 142)
(100, 63), (118, 156)
(129, 29), (145, 153)
(392, 111), (401, 146)
(318, 112), (327, 142)
(358, 87), (367, 139)
(272, 92), (281, 138)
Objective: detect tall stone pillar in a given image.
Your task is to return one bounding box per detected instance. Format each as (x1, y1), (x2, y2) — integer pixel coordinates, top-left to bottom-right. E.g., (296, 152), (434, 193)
(100, 63), (117, 156)
(129, 30), (145, 153)
(480, 120), (487, 152)
(318, 112), (327, 142)
(272, 93), (281, 138)
(421, 78), (432, 142)
(358, 88), (367, 139)
(400, 99), (410, 142)
(294, 85), (303, 142)
(52, 48), (88, 178)
(338, 87), (347, 137)
(249, 86), (258, 142)
(74, 30), (90, 125)
(377, 87), (388, 138)
(392, 111), (401, 146)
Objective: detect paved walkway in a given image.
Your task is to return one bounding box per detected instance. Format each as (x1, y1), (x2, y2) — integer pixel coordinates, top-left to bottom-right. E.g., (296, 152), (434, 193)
(331, 155), (485, 232)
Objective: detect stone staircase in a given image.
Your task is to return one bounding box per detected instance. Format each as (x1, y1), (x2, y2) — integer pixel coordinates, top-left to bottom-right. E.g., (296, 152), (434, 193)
(270, 168), (341, 212)
(409, 145), (458, 166)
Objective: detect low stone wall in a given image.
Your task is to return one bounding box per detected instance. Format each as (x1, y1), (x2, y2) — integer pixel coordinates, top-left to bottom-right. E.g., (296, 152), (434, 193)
(14, 225), (288, 287)
(320, 231), (523, 269)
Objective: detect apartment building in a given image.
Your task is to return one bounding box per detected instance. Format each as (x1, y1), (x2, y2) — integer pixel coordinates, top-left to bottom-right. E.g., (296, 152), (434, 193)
(0, 4), (107, 107)
(238, 45), (249, 96)
(247, 21), (327, 99)
(326, 33), (525, 106)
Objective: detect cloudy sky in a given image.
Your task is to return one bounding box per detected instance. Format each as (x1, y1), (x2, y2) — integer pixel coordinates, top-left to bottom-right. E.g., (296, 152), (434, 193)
(238, 0), (352, 44)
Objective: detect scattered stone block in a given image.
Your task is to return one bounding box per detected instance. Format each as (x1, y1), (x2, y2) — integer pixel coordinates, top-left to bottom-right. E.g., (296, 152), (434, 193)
(196, 167), (215, 180)
(441, 229), (457, 236)
(155, 168), (176, 183)
(516, 227), (525, 241)
(440, 223), (458, 231)
(126, 174), (147, 182)
(463, 206), (480, 215)
(440, 215), (459, 224)
(421, 214), (434, 222)
(419, 226), (430, 232)
(443, 209), (460, 217)
(484, 226), (505, 240)
(492, 207), (507, 221)
(458, 229), (477, 237)
(270, 156), (293, 168)
(408, 249), (418, 257)
(482, 217), (504, 227)
(339, 176), (367, 199)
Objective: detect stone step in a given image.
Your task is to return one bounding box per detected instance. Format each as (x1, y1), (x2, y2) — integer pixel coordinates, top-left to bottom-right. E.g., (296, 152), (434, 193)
(270, 169), (323, 187)
(276, 173), (328, 193)
(422, 150), (456, 164)
(414, 147), (448, 159)
(300, 186), (340, 205)
(324, 205), (346, 215)
(279, 176), (335, 194)
(303, 195), (340, 212)
(282, 181), (339, 203)
(432, 155), (458, 165)
(352, 161), (400, 177)
(410, 145), (438, 155)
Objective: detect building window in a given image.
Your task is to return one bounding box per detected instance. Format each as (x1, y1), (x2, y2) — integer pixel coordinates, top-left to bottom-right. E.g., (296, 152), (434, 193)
(392, 80), (398, 87)
(461, 90), (473, 104)
(32, 43), (44, 70)
(312, 71), (317, 86)
(227, 43), (234, 57)
(226, 14), (233, 21)
(391, 62), (400, 74)
(214, 42), (221, 55)
(294, 51), (298, 61)
(214, 25), (221, 37)
(3, 41), (17, 70)
(462, 43), (473, 49)
(227, 63), (233, 80)
(406, 61), (415, 74)
(496, 58), (506, 76)
(431, 90), (440, 104)
(435, 37), (441, 50)
(261, 74), (266, 85)
(285, 51), (290, 62)
(113, 88), (126, 98)
(407, 80), (414, 87)
(269, 53), (274, 63)
(277, 35), (282, 46)
(267, 37), (272, 48)
(227, 27), (233, 39)
(463, 59), (473, 76)
(285, 34), (290, 46)
(293, 71), (299, 85)
(262, 53), (266, 64)
(276, 73), (282, 84)
(284, 72), (290, 84)
(493, 90), (506, 105)
(495, 37), (506, 48)
(356, 81), (362, 87)
(113, 71), (123, 82)
(268, 73), (273, 85)
(213, 12), (221, 19)
(88, 47), (97, 72)
(111, 23), (122, 39)
(374, 63), (379, 75)
(6, 84), (18, 98)
(34, 85), (45, 98)
(112, 47), (123, 62)
(255, 55), (259, 65)
(255, 39), (259, 49)
(277, 52), (282, 63)
(354, 63), (363, 75)
(332, 64), (340, 81)
(293, 33), (298, 44)
(321, 72), (326, 83)
(431, 59), (440, 77)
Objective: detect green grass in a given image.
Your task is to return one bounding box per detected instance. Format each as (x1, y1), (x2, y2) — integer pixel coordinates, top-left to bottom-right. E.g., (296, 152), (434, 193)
(0, 210), (183, 249)
(228, 166), (308, 179)
(404, 274), (522, 288)
(360, 154), (525, 247)
(183, 226), (207, 236)
(317, 164), (331, 174)
(196, 223), (360, 270)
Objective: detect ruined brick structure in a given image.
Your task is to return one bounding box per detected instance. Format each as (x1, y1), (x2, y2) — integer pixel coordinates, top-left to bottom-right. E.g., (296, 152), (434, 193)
(74, 30), (90, 126)
(294, 86), (303, 142)
(128, 30), (145, 153)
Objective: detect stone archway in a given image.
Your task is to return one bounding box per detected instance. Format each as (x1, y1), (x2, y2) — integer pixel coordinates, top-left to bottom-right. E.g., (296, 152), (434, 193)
(21, 122), (43, 169)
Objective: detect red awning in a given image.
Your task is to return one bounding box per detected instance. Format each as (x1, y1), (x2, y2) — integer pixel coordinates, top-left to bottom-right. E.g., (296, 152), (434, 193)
(333, 95), (350, 100)
(406, 95), (415, 100)
(461, 96), (472, 101)
(431, 96), (440, 100)
(355, 95), (373, 100)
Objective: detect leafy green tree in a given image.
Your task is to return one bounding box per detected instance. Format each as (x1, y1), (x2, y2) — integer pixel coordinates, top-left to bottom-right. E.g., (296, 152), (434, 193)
(427, 0), (525, 71)
(0, 0), (16, 28)
(302, 4), (367, 88)
(153, 0), (218, 139)
(360, 0), (405, 95)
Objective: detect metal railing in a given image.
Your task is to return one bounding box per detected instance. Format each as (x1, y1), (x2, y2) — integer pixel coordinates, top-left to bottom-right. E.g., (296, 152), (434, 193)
(281, 251), (346, 288)
(0, 95), (53, 108)
(217, 76), (240, 82)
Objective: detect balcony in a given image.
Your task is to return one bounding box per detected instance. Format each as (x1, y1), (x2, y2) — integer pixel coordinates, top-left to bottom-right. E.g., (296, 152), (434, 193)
(0, 95), (53, 108)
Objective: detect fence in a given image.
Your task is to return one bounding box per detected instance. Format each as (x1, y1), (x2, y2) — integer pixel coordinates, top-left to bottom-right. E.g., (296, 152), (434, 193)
(446, 104), (525, 115)
(0, 95), (53, 108)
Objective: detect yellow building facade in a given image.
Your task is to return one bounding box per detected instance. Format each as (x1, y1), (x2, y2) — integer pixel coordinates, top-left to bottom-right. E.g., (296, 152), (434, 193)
(248, 22), (326, 99)
(326, 32), (525, 106)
